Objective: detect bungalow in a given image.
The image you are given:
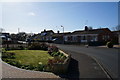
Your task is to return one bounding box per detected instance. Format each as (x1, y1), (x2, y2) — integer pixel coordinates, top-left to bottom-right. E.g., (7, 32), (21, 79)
(0, 33), (11, 41)
(64, 26), (113, 45)
(41, 29), (54, 41)
(33, 29), (54, 42)
(112, 30), (120, 44)
(52, 32), (71, 44)
(31, 26), (114, 45)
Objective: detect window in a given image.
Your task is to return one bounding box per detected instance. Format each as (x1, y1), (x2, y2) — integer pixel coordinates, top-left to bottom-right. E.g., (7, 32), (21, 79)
(83, 36), (86, 40)
(64, 36), (68, 41)
(72, 36), (77, 41)
(102, 36), (105, 40)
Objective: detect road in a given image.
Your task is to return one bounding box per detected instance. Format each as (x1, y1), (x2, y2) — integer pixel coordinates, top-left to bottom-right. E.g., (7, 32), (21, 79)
(55, 44), (118, 79)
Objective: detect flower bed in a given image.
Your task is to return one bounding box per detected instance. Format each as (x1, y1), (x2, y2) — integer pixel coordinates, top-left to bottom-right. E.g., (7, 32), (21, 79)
(46, 45), (71, 74)
(2, 50), (53, 71)
(2, 43), (71, 74)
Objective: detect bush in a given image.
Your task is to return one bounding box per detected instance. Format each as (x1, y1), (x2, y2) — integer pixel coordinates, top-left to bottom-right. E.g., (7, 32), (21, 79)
(106, 41), (113, 48)
(60, 55), (67, 60)
(48, 45), (58, 54)
(50, 52), (61, 57)
(53, 52), (59, 57)
(27, 64), (36, 70)
(6, 45), (25, 50)
(51, 52), (56, 56)
(28, 42), (48, 50)
(59, 53), (64, 57)
(5, 60), (22, 68)
(21, 65), (31, 70)
(37, 62), (44, 71)
(2, 48), (6, 53)
(18, 46), (24, 50)
(2, 52), (15, 59)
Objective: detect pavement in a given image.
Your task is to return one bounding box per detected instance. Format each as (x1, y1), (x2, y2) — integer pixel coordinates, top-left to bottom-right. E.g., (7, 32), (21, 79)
(98, 45), (120, 48)
(1, 61), (60, 79)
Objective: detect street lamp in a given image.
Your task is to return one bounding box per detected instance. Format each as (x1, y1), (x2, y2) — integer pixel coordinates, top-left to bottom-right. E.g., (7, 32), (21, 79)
(61, 25), (64, 33)
(61, 25), (64, 44)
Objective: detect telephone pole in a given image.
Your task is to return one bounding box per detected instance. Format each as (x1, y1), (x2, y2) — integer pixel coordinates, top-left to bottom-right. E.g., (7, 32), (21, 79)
(18, 28), (20, 33)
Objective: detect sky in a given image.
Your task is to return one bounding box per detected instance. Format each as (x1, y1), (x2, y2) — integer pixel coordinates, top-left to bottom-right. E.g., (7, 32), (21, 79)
(1, 2), (118, 34)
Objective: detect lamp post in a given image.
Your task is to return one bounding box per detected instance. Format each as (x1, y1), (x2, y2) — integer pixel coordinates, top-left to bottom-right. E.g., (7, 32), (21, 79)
(61, 25), (64, 33)
(61, 25), (64, 44)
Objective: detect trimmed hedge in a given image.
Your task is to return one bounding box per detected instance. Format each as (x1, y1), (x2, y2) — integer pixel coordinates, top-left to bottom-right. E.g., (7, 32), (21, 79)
(28, 42), (48, 50)
(106, 41), (113, 48)
(2, 52), (15, 59)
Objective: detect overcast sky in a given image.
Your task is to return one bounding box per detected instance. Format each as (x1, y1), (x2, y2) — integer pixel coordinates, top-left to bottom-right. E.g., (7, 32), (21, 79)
(1, 2), (118, 33)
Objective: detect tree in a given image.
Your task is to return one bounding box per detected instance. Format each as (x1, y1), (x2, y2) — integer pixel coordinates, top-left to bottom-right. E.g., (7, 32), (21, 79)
(112, 25), (120, 31)
(88, 26), (93, 30)
(0, 28), (5, 33)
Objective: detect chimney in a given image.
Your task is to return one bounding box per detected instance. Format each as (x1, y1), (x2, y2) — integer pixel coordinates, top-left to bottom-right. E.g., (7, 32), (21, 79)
(57, 30), (60, 34)
(44, 29), (46, 32)
(85, 26), (88, 31)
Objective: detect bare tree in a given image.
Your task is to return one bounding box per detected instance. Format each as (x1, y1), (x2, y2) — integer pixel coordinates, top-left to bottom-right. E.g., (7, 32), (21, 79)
(112, 25), (120, 31)
(0, 28), (5, 33)
(88, 26), (93, 30)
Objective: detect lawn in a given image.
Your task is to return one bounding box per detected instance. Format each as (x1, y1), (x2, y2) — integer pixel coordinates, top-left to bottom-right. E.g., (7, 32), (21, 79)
(5, 50), (53, 66)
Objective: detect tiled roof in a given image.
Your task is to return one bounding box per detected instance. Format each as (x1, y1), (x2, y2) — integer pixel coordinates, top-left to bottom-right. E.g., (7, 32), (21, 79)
(41, 30), (54, 33)
(72, 28), (111, 34)
(52, 32), (72, 36)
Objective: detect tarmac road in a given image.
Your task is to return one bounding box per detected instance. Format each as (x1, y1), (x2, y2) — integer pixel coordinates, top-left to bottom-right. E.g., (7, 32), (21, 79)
(55, 44), (118, 79)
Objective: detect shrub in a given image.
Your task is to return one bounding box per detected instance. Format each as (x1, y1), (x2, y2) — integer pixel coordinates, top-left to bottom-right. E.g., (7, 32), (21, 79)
(37, 62), (44, 71)
(53, 52), (59, 57)
(2, 48), (6, 53)
(13, 61), (21, 68)
(21, 65), (31, 70)
(106, 41), (113, 48)
(2, 58), (9, 62)
(48, 45), (58, 54)
(60, 55), (67, 61)
(59, 53), (64, 57)
(18, 46), (24, 50)
(51, 52), (56, 56)
(2, 52), (15, 59)
(44, 66), (52, 72)
(28, 42), (48, 50)
(26, 64), (36, 70)
(6, 45), (25, 50)
(50, 52), (61, 57)
(5, 60), (22, 68)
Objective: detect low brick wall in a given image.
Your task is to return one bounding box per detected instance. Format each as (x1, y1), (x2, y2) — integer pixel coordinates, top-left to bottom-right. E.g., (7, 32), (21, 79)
(51, 50), (71, 74)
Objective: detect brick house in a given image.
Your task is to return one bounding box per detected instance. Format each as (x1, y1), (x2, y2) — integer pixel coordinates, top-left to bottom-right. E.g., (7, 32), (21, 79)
(64, 27), (113, 45)
(52, 32), (71, 44)
(112, 30), (120, 44)
(0, 33), (11, 41)
(31, 27), (114, 45)
(33, 29), (54, 41)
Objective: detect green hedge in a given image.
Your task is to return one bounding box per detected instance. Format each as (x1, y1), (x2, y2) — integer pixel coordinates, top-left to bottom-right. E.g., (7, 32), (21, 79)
(106, 41), (113, 48)
(28, 42), (48, 50)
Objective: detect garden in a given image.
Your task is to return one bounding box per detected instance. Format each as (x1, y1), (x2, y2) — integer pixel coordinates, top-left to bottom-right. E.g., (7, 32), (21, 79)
(2, 42), (71, 74)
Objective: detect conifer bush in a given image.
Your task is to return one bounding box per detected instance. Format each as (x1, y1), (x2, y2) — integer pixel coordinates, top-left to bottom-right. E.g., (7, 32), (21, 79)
(106, 41), (113, 48)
